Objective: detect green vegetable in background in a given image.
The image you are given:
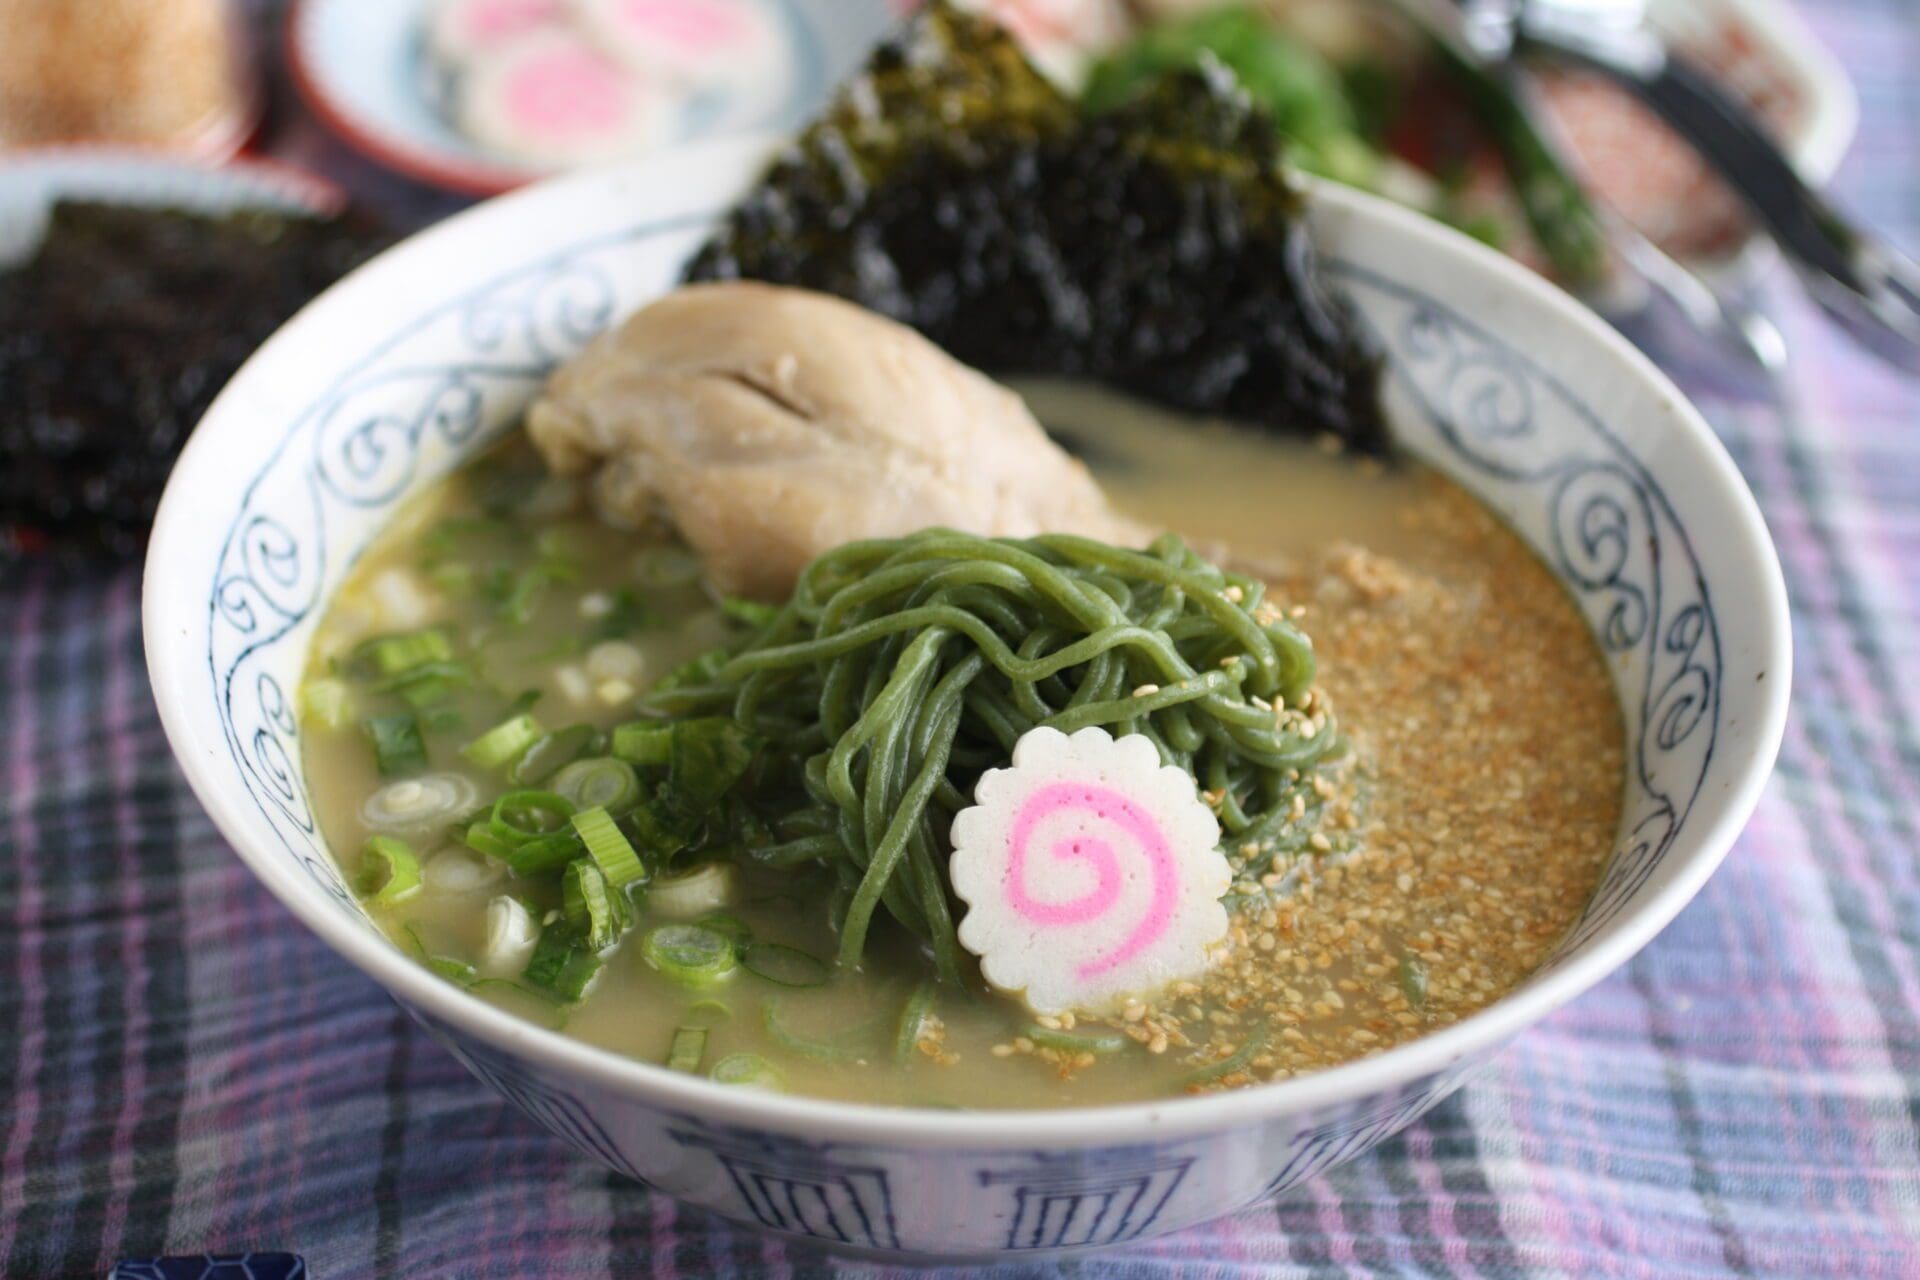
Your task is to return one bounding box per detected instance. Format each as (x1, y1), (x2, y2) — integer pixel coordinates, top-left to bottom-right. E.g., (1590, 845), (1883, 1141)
(1428, 40), (1609, 287)
(1084, 5), (1381, 188)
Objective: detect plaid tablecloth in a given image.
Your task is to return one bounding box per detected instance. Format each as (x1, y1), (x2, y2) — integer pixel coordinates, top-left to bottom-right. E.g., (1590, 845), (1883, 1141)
(4, 3), (1919, 1276)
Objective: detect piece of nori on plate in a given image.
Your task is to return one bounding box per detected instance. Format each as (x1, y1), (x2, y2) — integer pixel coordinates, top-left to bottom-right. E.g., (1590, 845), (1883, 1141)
(685, 2), (1388, 454)
(0, 201), (392, 563)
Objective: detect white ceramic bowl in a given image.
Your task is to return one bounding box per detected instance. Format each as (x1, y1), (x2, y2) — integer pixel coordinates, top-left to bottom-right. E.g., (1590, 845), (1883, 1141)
(143, 137), (1789, 1262)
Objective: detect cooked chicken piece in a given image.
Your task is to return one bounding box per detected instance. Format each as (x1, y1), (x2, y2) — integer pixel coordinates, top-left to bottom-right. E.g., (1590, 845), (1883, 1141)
(527, 282), (1145, 600)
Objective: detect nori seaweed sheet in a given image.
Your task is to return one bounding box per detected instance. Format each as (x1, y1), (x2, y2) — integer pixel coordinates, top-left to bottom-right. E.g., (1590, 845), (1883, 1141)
(0, 202), (392, 562)
(685, 3), (1387, 453)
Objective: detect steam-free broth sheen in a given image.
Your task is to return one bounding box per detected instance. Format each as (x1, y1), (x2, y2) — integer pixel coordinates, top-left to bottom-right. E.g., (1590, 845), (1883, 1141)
(301, 383), (1624, 1107)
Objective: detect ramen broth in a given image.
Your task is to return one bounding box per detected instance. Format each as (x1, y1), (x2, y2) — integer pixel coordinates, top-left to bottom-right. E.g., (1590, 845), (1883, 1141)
(301, 383), (1624, 1107)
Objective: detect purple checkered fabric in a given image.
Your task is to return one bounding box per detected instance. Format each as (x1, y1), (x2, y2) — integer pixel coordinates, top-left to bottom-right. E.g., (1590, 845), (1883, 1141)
(4, 2), (1918, 1275)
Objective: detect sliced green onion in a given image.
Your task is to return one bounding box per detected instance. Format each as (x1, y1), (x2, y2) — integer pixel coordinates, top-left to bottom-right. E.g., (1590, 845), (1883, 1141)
(427, 954), (477, 983)
(421, 707), (466, 736)
(462, 820), (518, 863)
(300, 676), (354, 730)
(720, 597), (780, 629)
(499, 564), (574, 625)
(709, 1053), (782, 1090)
(1182, 1022), (1271, 1087)
(640, 924), (736, 986)
(551, 757), (642, 814)
(610, 722), (673, 766)
(573, 805), (644, 887)
(504, 831), (583, 877)
(378, 661), (472, 709)
(353, 629), (453, 678)
(894, 981), (937, 1064)
(512, 723), (597, 785)
(666, 1025), (708, 1073)
(646, 862), (736, 919)
(488, 790), (575, 843)
(741, 942), (829, 988)
(400, 923), (480, 985)
(1024, 1024), (1128, 1056)
(590, 586), (655, 640)
(521, 928), (603, 1002)
(684, 999), (733, 1028)
(695, 912), (753, 951)
(562, 860), (619, 952)
(427, 562), (476, 596)
(355, 836), (422, 907)
(763, 999), (868, 1063)
(651, 647), (728, 694)
(462, 712), (544, 770)
(364, 712), (427, 777)
(1399, 955), (1429, 1010)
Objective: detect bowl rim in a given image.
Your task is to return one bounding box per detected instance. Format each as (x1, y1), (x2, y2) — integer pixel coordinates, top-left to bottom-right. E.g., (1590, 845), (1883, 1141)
(143, 140), (1791, 1147)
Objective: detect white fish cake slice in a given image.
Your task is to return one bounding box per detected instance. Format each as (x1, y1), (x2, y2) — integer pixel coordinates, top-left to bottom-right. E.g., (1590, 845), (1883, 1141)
(427, 0), (572, 70)
(456, 28), (679, 167)
(951, 726), (1232, 1015)
(570, 0), (792, 129)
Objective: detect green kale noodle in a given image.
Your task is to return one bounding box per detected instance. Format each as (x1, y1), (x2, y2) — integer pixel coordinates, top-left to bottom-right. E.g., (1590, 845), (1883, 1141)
(637, 528), (1344, 984)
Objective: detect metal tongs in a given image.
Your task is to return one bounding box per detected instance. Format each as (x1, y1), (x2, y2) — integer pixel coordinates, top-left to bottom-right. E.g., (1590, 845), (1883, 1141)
(1409, 0), (1920, 373)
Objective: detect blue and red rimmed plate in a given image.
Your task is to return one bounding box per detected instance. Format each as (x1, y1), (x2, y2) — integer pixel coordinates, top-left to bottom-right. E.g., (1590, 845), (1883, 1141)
(286, 0), (898, 197)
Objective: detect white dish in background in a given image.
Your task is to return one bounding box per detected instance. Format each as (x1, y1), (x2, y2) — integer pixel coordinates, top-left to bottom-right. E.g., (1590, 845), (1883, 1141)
(143, 135), (1790, 1261)
(287, 0), (895, 195)
(0, 148), (343, 266)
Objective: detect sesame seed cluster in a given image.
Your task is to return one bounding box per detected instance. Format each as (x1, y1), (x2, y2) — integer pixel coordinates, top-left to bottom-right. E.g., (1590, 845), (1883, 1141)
(989, 476), (1625, 1089)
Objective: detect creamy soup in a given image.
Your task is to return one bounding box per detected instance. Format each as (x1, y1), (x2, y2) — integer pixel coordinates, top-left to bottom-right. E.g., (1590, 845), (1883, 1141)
(300, 381), (1623, 1108)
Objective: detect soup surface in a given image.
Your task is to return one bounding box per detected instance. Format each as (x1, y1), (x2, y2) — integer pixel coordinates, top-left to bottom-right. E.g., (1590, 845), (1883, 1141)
(301, 381), (1624, 1107)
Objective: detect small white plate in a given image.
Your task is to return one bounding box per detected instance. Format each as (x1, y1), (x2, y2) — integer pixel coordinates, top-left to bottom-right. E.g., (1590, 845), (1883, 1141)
(287, 0), (897, 196)
(0, 148), (344, 267)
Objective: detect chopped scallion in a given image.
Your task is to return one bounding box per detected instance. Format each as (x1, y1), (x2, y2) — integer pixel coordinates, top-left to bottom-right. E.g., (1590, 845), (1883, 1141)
(1024, 1024), (1128, 1056)
(684, 999), (732, 1028)
(521, 928), (603, 1002)
(462, 712), (544, 770)
(573, 805), (644, 887)
(376, 660), (472, 709)
(551, 757), (642, 814)
(562, 859), (620, 952)
(401, 922), (477, 985)
(462, 821), (518, 863)
(708, 1053), (782, 1090)
(300, 676), (354, 730)
(695, 912), (753, 951)
(894, 982), (937, 1064)
(651, 648), (728, 693)
(511, 723), (597, 785)
(488, 790), (576, 843)
(610, 722), (673, 767)
(1399, 955), (1429, 1010)
(666, 1025), (708, 1073)
(1182, 1022), (1271, 1087)
(741, 942), (829, 988)
(353, 629), (453, 678)
(355, 836), (422, 907)
(504, 831), (583, 877)
(763, 999), (869, 1063)
(640, 924), (736, 986)
(364, 712), (427, 777)
(720, 597), (780, 630)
